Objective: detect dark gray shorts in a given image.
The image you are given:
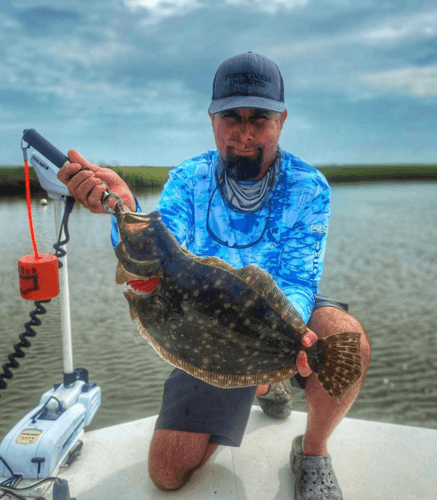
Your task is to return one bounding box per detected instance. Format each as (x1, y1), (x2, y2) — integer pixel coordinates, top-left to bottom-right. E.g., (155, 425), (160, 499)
(154, 295), (348, 447)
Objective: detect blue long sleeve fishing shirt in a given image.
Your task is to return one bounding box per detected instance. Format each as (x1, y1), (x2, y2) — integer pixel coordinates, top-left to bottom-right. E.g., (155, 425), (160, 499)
(112, 149), (330, 324)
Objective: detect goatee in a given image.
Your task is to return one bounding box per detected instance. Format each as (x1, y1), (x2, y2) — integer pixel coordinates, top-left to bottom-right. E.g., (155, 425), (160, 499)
(224, 147), (263, 181)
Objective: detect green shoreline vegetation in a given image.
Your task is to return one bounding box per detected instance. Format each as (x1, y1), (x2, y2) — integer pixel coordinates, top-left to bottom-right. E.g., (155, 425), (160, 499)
(0, 164), (436, 196)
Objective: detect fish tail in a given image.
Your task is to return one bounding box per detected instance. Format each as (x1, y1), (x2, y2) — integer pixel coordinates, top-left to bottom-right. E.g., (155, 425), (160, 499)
(305, 332), (362, 403)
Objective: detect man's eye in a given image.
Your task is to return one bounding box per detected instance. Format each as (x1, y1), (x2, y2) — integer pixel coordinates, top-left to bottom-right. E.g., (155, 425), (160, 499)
(252, 115), (268, 122)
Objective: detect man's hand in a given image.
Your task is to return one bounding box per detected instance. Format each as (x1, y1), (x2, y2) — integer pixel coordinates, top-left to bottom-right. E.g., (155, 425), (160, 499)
(296, 329), (318, 378)
(57, 150), (136, 213)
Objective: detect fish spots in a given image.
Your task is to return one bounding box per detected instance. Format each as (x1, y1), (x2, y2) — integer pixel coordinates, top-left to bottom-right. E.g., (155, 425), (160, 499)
(245, 300), (254, 308)
(193, 290), (200, 297)
(213, 279), (222, 288)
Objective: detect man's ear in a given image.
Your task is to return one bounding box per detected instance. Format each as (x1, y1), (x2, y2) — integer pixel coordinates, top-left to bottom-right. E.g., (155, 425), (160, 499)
(280, 109), (288, 130)
(209, 111), (216, 131)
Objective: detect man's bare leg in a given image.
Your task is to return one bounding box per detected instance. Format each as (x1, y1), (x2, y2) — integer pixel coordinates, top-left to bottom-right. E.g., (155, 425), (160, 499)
(149, 429), (218, 490)
(303, 307), (371, 456)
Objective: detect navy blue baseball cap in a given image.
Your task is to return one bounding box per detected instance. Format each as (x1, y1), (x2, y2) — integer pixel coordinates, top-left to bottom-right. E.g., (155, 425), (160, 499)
(209, 52), (285, 114)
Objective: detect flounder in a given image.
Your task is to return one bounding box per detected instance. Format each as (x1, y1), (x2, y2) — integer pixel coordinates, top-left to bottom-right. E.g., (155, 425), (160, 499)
(114, 210), (362, 402)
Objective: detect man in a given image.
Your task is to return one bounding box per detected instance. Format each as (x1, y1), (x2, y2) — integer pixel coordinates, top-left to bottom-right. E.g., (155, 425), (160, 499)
(58, 52), (370, 500)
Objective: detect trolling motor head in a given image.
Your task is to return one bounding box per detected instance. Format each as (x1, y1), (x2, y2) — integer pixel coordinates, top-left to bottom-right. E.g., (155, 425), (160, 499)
(21, 129), (124, 212)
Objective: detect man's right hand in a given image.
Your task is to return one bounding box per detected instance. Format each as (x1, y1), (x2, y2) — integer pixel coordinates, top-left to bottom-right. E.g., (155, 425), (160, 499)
(57, 150), (136, 213)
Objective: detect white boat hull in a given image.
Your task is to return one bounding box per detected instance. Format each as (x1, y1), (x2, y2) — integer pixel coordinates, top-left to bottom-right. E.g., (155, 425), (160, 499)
(61, 406), (437, 499)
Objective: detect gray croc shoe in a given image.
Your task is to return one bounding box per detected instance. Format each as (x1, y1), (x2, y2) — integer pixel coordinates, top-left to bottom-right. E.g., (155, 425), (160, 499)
(290, 435), (343, 500)
(258, 381), (292, 419)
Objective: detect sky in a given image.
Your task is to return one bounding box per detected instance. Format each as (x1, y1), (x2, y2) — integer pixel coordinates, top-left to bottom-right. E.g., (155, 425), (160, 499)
(0, 0), (436, 167)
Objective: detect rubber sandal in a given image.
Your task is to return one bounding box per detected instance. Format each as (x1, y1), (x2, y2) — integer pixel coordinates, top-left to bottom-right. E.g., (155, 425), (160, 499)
(258, 381), (292, 419)
(290, 435), (343, 500)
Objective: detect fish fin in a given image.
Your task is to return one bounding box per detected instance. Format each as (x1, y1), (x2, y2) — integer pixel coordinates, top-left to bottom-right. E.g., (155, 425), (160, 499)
(181, 249), (238, 273)
(307, 332), (362, 403)
(234, 265), (307, 334)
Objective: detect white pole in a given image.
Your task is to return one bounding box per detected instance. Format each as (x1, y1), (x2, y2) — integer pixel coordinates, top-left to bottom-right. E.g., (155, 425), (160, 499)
(53, 198), (74, 376)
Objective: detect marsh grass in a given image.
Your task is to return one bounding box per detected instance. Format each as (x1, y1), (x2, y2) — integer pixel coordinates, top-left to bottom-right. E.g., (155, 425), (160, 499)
(1, 164), (436, 196)
(318, 164), (437, 183)
(0, 165), (173, 195)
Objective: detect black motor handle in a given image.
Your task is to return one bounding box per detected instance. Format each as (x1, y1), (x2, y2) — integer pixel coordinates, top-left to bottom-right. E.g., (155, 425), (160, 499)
(23, 129), (69, 169)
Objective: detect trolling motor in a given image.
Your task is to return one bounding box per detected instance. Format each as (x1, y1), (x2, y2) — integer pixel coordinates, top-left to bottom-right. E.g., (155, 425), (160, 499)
(0, 130), (103, 499)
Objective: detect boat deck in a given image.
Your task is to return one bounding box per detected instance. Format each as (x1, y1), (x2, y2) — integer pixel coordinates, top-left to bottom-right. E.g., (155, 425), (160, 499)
(61, 406), (437, 499)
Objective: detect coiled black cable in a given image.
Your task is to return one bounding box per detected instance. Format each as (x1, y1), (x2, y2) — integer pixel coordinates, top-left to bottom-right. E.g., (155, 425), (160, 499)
(0, 196), (75, 396)
(53, 196), (75, 268)
(0, 300), (51, 392)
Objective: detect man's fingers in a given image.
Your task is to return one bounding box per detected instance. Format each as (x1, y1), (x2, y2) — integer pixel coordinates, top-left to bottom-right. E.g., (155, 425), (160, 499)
(71, 174), (102, 207)
(65, 168), (94, 193)
(296, 350), (313, 378)
(87, 182), (110, 213)
(67, 150), (99, 172)
(302, 330), (318, 348)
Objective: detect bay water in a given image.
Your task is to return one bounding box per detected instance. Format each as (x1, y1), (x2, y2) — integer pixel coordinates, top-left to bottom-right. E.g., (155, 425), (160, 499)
(0, 181), (436, 440)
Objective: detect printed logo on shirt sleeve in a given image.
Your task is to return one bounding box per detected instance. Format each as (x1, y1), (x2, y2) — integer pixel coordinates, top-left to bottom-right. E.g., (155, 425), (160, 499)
(310, 223), (328, 234)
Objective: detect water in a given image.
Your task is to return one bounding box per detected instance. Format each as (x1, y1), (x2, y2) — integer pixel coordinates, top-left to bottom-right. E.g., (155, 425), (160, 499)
(1, 182), (436, 441)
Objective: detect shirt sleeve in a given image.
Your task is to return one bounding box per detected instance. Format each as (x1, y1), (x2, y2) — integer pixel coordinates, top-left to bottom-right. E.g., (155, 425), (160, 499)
(155, 165), (194, 246)
(275, 181), (330, 323)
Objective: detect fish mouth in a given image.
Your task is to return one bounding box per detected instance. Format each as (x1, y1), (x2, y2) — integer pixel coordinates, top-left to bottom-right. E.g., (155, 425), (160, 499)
(116, 262), (161, 296)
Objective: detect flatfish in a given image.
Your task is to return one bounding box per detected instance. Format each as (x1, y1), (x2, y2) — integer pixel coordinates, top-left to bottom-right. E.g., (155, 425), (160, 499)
(114, 210), (362, 402)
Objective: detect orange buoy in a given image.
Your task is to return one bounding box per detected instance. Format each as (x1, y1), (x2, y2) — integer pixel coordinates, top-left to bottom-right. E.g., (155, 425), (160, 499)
(18, 253), (60, 301)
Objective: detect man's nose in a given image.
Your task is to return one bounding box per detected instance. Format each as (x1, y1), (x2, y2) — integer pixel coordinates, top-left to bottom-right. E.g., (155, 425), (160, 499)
(236, 121), (255, 142)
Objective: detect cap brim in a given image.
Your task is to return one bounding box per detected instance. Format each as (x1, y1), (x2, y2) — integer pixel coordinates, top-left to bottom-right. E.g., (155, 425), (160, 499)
(209, 96), (285, 114)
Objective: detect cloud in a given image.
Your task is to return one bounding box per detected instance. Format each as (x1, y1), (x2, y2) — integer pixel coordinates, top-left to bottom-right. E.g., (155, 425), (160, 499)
(360, 65), (437, 97)
(14, 6), (82, 36)
(362, 8), (437, 45)
(50, 39), (133, 66)
(224, 0), (309, 14)
(123, 0), (202, 26)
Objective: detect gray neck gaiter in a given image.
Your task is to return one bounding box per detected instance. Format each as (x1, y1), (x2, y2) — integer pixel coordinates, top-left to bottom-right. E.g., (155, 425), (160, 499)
(224, 169), (273, 211)
(219, 148), (282, 212)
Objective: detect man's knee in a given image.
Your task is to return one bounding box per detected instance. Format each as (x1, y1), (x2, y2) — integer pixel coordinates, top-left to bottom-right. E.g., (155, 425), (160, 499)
(148, 429), (218, 491)
(308, 307), (371, 370)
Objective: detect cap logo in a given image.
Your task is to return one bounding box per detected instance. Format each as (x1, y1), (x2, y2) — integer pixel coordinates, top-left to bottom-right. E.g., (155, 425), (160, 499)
(226, 71), (271, 87)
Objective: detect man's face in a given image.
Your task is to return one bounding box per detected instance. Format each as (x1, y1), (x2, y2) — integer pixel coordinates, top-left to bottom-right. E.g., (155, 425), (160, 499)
(209, 107), (287, 180)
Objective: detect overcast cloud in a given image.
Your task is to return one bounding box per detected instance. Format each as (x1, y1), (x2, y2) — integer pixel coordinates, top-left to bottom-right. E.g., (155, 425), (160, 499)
(0, 0), (436, 166)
